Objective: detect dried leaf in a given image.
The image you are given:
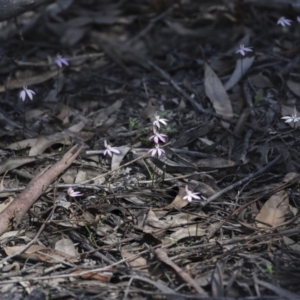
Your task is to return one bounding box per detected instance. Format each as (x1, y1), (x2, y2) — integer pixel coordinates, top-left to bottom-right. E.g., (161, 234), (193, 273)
(72, 269), (112, 282)
(55, 239), (77, 258)
(211, 260), (224, 297)
(155, 187), (188, 210)
(204, 62), (233, 128)
(249, 72), (273, 88)
(283, 236), (300, 252)
(169, 224), (206, 241)
(0, 156), (36, 175)
(255, 191), (289, 228)
(287, 80), (300, 97)
(0, 197), (13, 213)
(196, 157), (235, 168)
(4, 245), (79, 263)
(143, 210), (168, 234)
(93, 99), (123, 127)
(56, 105), (71, 124)
(75, 170), (87, 183)
(111, 146), (130, 170)
(6, 139), (38, 151)
(224, 57), (255, 91)
(0, 70), (57, 92)
(141, 98), (158, 119)
(121, 249), (147, 270)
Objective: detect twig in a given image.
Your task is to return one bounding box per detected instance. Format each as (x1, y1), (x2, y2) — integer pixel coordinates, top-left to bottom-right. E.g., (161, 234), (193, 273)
(0, 202), (56, 265)
(155, 248), (208, 296)
(0, 144), (82, 236)
(202, 154), (282, 206)
(239, 129), (253, 163)
(147, 59), (236, 124)
(125, 5), (177, 47)
(80, 151), (151, 184)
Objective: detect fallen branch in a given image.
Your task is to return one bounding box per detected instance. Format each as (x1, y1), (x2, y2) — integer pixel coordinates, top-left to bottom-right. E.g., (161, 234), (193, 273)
(0, 144), (83, 237)
(155, 248), (208, 296)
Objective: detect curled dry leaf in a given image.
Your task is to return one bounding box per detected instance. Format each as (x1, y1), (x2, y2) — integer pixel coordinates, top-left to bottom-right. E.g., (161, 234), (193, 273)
(154, 186), (189, 210)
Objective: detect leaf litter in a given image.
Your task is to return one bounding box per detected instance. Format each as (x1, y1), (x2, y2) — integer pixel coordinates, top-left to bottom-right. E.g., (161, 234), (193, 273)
(0, 0), (300, 299)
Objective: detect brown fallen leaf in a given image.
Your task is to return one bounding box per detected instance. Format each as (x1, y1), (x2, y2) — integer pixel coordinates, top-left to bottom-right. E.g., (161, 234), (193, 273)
(55, 238), (77, 258)
(72, 269), (112, 282)
(204, 62), (233, 128)
(0, 156), (36, 175)
(0, 70), (57, 92)
(153, 186), (188, 210)
(141, 98), (159, 119)
(196, 157), (235, 168)
(121, 249), (147, 272)
(224, 57), (255, 91)
(169, 224), (206, 241)
(111, 146), (130, 171)
(4, 244), (79, 264)
(255, 190), (289, 228)
(143, 210), (169, 234)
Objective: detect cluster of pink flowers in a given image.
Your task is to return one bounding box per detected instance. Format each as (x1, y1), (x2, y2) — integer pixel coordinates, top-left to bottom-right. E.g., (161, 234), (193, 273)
(148, 115), (168, 157)
(67, 187), (83, 197)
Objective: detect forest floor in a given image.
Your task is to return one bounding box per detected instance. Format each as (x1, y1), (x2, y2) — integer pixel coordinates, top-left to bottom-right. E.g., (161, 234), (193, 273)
(0, 0), (300, 299)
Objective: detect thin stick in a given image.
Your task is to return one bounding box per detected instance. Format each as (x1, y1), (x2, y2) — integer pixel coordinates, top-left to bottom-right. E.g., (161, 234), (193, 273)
(202, 154), (282, 206)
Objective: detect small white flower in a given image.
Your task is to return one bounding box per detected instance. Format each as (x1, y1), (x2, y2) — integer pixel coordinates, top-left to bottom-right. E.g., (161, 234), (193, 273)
(148, 143), (165, 157)
(236, 44), (253, 56)
(67, 187), (83, 197)
(153, 115), (168, 128)
(103, 140), (120, 157)
(20, 85), (35, 101)
(277, 16), (292, 27)
(54, 54), (69, 68)
(183, 185), (200, 202)
(281, 114), (300, 123)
